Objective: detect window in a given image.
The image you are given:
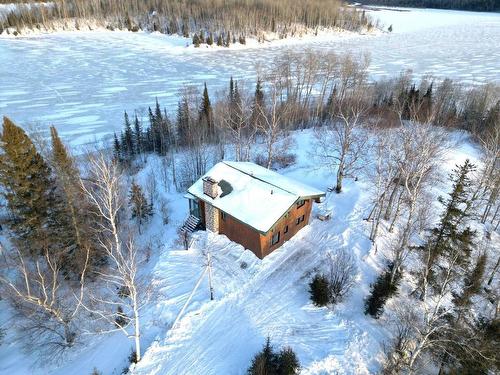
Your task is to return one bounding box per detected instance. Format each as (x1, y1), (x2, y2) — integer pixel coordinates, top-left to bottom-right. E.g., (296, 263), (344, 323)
(271, 231), (280, 246)
(296, 215), (305, 225)
(284, 225), (289, 234)
(296, 199), (306, 208)
(221, 211), (226, 221)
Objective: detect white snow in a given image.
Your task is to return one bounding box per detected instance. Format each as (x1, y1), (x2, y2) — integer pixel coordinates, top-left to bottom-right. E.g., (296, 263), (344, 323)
(0, 8), (499, 145)
(0, 127), (497, 375)
(188, 161), (324, 233)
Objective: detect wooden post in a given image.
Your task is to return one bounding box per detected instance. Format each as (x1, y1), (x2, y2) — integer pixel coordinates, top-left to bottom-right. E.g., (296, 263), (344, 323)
(207, 252), (214, 301)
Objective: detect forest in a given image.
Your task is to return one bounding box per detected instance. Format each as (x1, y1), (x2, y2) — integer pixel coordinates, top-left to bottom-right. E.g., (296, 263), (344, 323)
(358, 0), (500, 12)
(0, 0), (373, 37)
(0, 46), (499, 373)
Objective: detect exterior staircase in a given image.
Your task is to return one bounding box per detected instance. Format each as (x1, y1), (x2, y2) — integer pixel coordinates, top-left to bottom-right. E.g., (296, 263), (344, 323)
(180, 215), (201, 234)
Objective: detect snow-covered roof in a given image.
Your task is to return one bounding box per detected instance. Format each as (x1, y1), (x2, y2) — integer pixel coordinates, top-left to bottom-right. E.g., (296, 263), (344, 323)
(187, 161), (325, 233)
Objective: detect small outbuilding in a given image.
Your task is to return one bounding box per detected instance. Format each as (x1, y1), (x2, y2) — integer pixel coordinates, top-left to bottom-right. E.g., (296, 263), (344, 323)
(184, 161), (325, 259)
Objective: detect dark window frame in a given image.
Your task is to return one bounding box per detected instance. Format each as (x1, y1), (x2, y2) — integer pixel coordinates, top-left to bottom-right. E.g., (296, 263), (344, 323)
(271, 231), (280, 246)
(221, 211), (226, 221)
(296, 199), (306, 208)
(296, 215), (305, 225)
(284, 225), (289, 234)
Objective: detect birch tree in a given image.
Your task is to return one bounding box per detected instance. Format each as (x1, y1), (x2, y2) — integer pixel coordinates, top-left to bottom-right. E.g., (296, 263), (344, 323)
(81, 153), (148, 362)
(0, 243), (89, 358)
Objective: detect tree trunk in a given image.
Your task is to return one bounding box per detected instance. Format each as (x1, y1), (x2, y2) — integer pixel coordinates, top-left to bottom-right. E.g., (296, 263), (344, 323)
(335, 162), (344, 193)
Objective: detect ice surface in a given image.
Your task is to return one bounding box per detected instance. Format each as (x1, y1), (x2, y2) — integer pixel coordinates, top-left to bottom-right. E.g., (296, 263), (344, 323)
(0, 8), (499, 145)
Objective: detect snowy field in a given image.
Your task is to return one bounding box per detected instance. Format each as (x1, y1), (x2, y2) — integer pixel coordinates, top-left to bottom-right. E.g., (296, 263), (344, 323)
(0, 7), (499, 145)
(0, 126), (495, 375)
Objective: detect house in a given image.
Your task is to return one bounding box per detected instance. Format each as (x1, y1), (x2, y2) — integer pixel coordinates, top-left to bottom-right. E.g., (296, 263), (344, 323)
(184, 161), (325, 259)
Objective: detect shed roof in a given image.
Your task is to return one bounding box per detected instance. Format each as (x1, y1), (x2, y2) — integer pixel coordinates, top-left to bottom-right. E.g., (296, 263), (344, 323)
(187, 161), (325, 233)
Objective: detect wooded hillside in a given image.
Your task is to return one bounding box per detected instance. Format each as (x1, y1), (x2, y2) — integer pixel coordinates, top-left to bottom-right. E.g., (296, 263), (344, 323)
(0, 0), (372, 37)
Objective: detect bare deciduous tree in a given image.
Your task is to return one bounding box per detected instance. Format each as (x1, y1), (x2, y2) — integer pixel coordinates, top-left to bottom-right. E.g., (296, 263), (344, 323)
(80, 153), (149, 362)
(326, 249), (357, 304)
(0, 243), (89, 359)
(314, 86), (370, 193)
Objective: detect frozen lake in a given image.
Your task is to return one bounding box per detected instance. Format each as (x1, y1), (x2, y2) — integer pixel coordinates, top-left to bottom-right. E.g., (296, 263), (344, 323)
(0, 7), (499, 145)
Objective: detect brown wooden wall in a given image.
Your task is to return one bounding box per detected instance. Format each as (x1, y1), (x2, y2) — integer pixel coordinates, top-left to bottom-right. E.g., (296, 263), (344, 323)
(218, 210), (264, 258)
(198, 198), (314, 259)
(260, 199), (313, 258)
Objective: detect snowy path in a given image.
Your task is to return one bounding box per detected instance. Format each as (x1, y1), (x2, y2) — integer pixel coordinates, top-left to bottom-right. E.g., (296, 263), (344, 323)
(133, 175), (382, 374)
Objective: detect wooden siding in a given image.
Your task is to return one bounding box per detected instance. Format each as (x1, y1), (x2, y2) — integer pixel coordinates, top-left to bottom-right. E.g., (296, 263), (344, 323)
(218, 210), (264, 258)
(199, 198), (314, 259)
(260, 199), (313, 258)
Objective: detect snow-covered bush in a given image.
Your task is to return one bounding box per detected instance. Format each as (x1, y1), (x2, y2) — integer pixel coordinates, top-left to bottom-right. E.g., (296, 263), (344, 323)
(90, 368), (102, 375)
(364, 263), (401, 318)
(309, 274), (330, 307)
(248, 337), (300, 375)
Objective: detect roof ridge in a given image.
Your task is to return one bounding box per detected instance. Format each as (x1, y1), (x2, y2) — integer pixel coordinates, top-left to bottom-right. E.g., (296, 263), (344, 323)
(222, 161), (299, 197)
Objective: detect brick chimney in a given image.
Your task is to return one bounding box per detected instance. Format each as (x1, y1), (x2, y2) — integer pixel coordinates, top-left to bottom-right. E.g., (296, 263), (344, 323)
(203, 176), (219, 199)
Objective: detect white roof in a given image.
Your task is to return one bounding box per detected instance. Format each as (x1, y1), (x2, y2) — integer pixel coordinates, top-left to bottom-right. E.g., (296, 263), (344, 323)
(187, 161), (324, 233)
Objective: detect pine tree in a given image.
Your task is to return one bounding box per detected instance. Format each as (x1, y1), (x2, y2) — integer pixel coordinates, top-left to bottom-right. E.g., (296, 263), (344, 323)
(133, 114), (143, 156)
(177, 97), (190, 146)
(217, 34), (223, 46)
(453, 253), (486, 310)
(50, 127), (86, 253)
(129, 181), (152, 234)
(309, 274), (330, 307)
(206, 32), (214, 46)
(248, 337), (278, 375)
(199, 83), (214, 140)
(277, 347), (300, 375)
(225, 30), (231, 47)
(0, 117), (58, 255)
(251, 78), (265, 128)
(113, 132), (122, 162)
(192, 33), (201, 47)
(123, 111), (135, 161)
(418, 160), (477, 299)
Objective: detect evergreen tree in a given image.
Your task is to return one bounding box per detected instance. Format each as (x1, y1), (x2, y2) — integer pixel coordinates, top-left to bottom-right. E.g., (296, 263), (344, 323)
(199, 82), (214, 140)
(0, 117), (58, 255)
(248, 337), (300, 375)
(251, 78), (265, 127)
(123, 111), (135, 160)
(418, 160), (477, 298)
(133, 114), (143, 156)
(50, 127), (84, 249)
(217, 34), (223, 46)
(113, 132), (122, 162)
(453, 253), (487, 310)
(129, 181), (152, 234)
(309, 274), (330, 307)
(192, 33), (201, 47)
(248, 337), (278, 375)
(206, 32), (214, 45)
(277, 347), (300, 375)
(177, 96), (191, 146)
(364, 263), (401, 318)
(225, 30), (231, 47)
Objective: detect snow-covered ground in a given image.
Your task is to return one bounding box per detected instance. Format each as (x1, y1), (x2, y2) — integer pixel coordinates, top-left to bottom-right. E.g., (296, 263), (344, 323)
(0, 8), (499, 145)
(1, 126), (494, 375)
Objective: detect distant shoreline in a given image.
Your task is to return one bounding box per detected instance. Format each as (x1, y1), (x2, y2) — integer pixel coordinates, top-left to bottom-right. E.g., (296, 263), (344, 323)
(351, 1), (500, 13)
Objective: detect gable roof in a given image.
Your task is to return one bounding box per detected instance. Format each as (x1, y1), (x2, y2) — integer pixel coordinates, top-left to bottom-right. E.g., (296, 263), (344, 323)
(187, 161), (325, 233)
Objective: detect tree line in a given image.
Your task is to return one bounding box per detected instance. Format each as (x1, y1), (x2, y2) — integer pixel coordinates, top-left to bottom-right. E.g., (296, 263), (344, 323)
(0, 0), (373, 38)
(358, 0), (500, 11)
(114, 50), (499, 194)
